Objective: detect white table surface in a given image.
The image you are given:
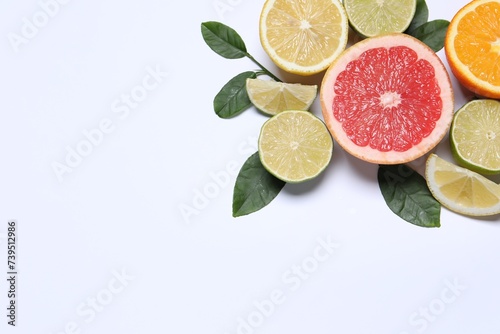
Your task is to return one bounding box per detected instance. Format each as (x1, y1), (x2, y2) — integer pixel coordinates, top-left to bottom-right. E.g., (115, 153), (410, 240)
(1, 0), (497, 333)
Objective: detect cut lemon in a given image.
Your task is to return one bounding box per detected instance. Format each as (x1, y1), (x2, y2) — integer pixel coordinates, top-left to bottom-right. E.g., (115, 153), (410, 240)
(450, 99), (500, 175)
(246, 78), (317, 116)
(343, 0), (417, 37)
(445, 0), (500, 99)
(258, 110), (333, 183)
(259, 0), (349, 76)
(425, 153), (500, 216)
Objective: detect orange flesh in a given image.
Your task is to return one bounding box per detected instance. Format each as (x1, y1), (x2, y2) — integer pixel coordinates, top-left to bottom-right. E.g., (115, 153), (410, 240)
(454, 2), (500, 86)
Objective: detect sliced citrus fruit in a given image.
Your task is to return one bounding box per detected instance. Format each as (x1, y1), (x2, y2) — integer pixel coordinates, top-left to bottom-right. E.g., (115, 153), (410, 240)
(445, 0), (500, 99)
(450, 99), (500, 175)
(320, 33), (454, 164)
(343, 0), (417, 37)
(258, 110), (333, 183)
(246, 78), (317, 116)
(259, 0), (349, 76)
(425, 153), (500, 216)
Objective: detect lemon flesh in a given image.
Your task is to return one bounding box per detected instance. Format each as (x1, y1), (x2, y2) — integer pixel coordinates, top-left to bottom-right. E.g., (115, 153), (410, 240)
(259, 0), (348, 75)
(425, 153), (500, 216)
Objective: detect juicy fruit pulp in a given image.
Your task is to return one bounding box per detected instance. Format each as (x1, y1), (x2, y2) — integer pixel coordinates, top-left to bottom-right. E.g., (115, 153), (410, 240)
(344, 0), (417, 37)
(450, 99), (500, 175)
(334, 47), (440, 152)
(259, 0), (348, 75)
(246, 78), (317, 116)
(426, 154), (500, 217)
(258, 110), (333, 183)
(321, 33), (454, 164)
(445, 0), (500, 99)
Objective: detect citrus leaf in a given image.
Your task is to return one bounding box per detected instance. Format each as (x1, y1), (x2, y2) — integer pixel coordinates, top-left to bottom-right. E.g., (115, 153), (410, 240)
(405, 0), (429, 34)
(214, 71), (257, 118)
(408, 19), (450, 52)
(378, 164), (441, 228)
(201, 21), (248, 59)
(233, 152), (286, 217)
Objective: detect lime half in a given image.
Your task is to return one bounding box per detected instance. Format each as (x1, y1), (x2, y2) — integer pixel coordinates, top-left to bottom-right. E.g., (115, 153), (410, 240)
(258, 110), (333, 183)
(343, 0), (417, 37)
(450, 99), (500, 175)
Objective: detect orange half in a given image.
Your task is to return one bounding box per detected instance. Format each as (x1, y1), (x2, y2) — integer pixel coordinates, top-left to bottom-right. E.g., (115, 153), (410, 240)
(445, 0), (500, 99)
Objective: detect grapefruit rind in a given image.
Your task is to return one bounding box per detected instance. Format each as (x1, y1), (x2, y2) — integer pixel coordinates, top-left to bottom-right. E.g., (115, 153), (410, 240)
(320, 33), (454, 165)
(444, 0), (500, 99)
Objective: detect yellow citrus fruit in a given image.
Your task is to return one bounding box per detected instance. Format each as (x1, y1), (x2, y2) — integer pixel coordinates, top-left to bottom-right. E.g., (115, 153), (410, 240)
(246, 78), (317, 116)
(425, 153), (500, 216)
(258, 110), (333, 183)
(259, 0), (349, 76)
(445, 0), (500, 99)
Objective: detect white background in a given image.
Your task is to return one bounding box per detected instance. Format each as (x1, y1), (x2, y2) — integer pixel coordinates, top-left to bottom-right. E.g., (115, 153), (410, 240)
(1, 0), (499, 333)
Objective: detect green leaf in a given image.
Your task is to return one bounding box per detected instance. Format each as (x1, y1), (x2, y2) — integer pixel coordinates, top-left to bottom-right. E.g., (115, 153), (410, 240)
(201, 21), (248, 59)
(214, 71), (257, 118)
(378, 164), (441, 228)
(233, 152), (286, 217)
(405, 0), (429, 34)
(408, 19), (450, 52)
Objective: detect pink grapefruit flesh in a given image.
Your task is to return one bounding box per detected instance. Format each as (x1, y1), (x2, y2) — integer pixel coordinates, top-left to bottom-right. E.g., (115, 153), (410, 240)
(320, 33), (454, 164)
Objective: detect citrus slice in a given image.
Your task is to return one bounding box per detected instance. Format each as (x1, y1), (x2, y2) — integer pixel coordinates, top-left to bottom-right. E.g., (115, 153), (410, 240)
(259, 0), (349, 76)
(320, 33), (454, 164)
(246, 78), (317, 116)
(258, 110), (333, 183)
(425, 153), (500, 216)
(343, 0), (417, 37)
(445, 0), (500, 99)
(450, 99), (500, 175)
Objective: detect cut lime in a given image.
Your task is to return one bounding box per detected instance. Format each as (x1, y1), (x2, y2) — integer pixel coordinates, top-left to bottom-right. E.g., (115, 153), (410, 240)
(246, 78), (317, 116)
(425, 153), (500, 216)
(258, 110), (333, 183)
(450, 99), (500, 175)
(343, 0), (417, 37)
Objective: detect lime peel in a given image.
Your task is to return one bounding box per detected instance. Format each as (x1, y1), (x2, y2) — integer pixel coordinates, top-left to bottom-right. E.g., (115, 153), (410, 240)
(450, 99), (500, 175)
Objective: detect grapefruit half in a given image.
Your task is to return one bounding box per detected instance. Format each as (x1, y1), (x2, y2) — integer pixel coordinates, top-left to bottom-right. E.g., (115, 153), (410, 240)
(320, 33), (454, 164)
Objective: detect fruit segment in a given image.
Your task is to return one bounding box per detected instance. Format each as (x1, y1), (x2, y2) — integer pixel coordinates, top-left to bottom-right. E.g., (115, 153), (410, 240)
(426, 154), (500, 216)
(246, 78), (317, 116)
